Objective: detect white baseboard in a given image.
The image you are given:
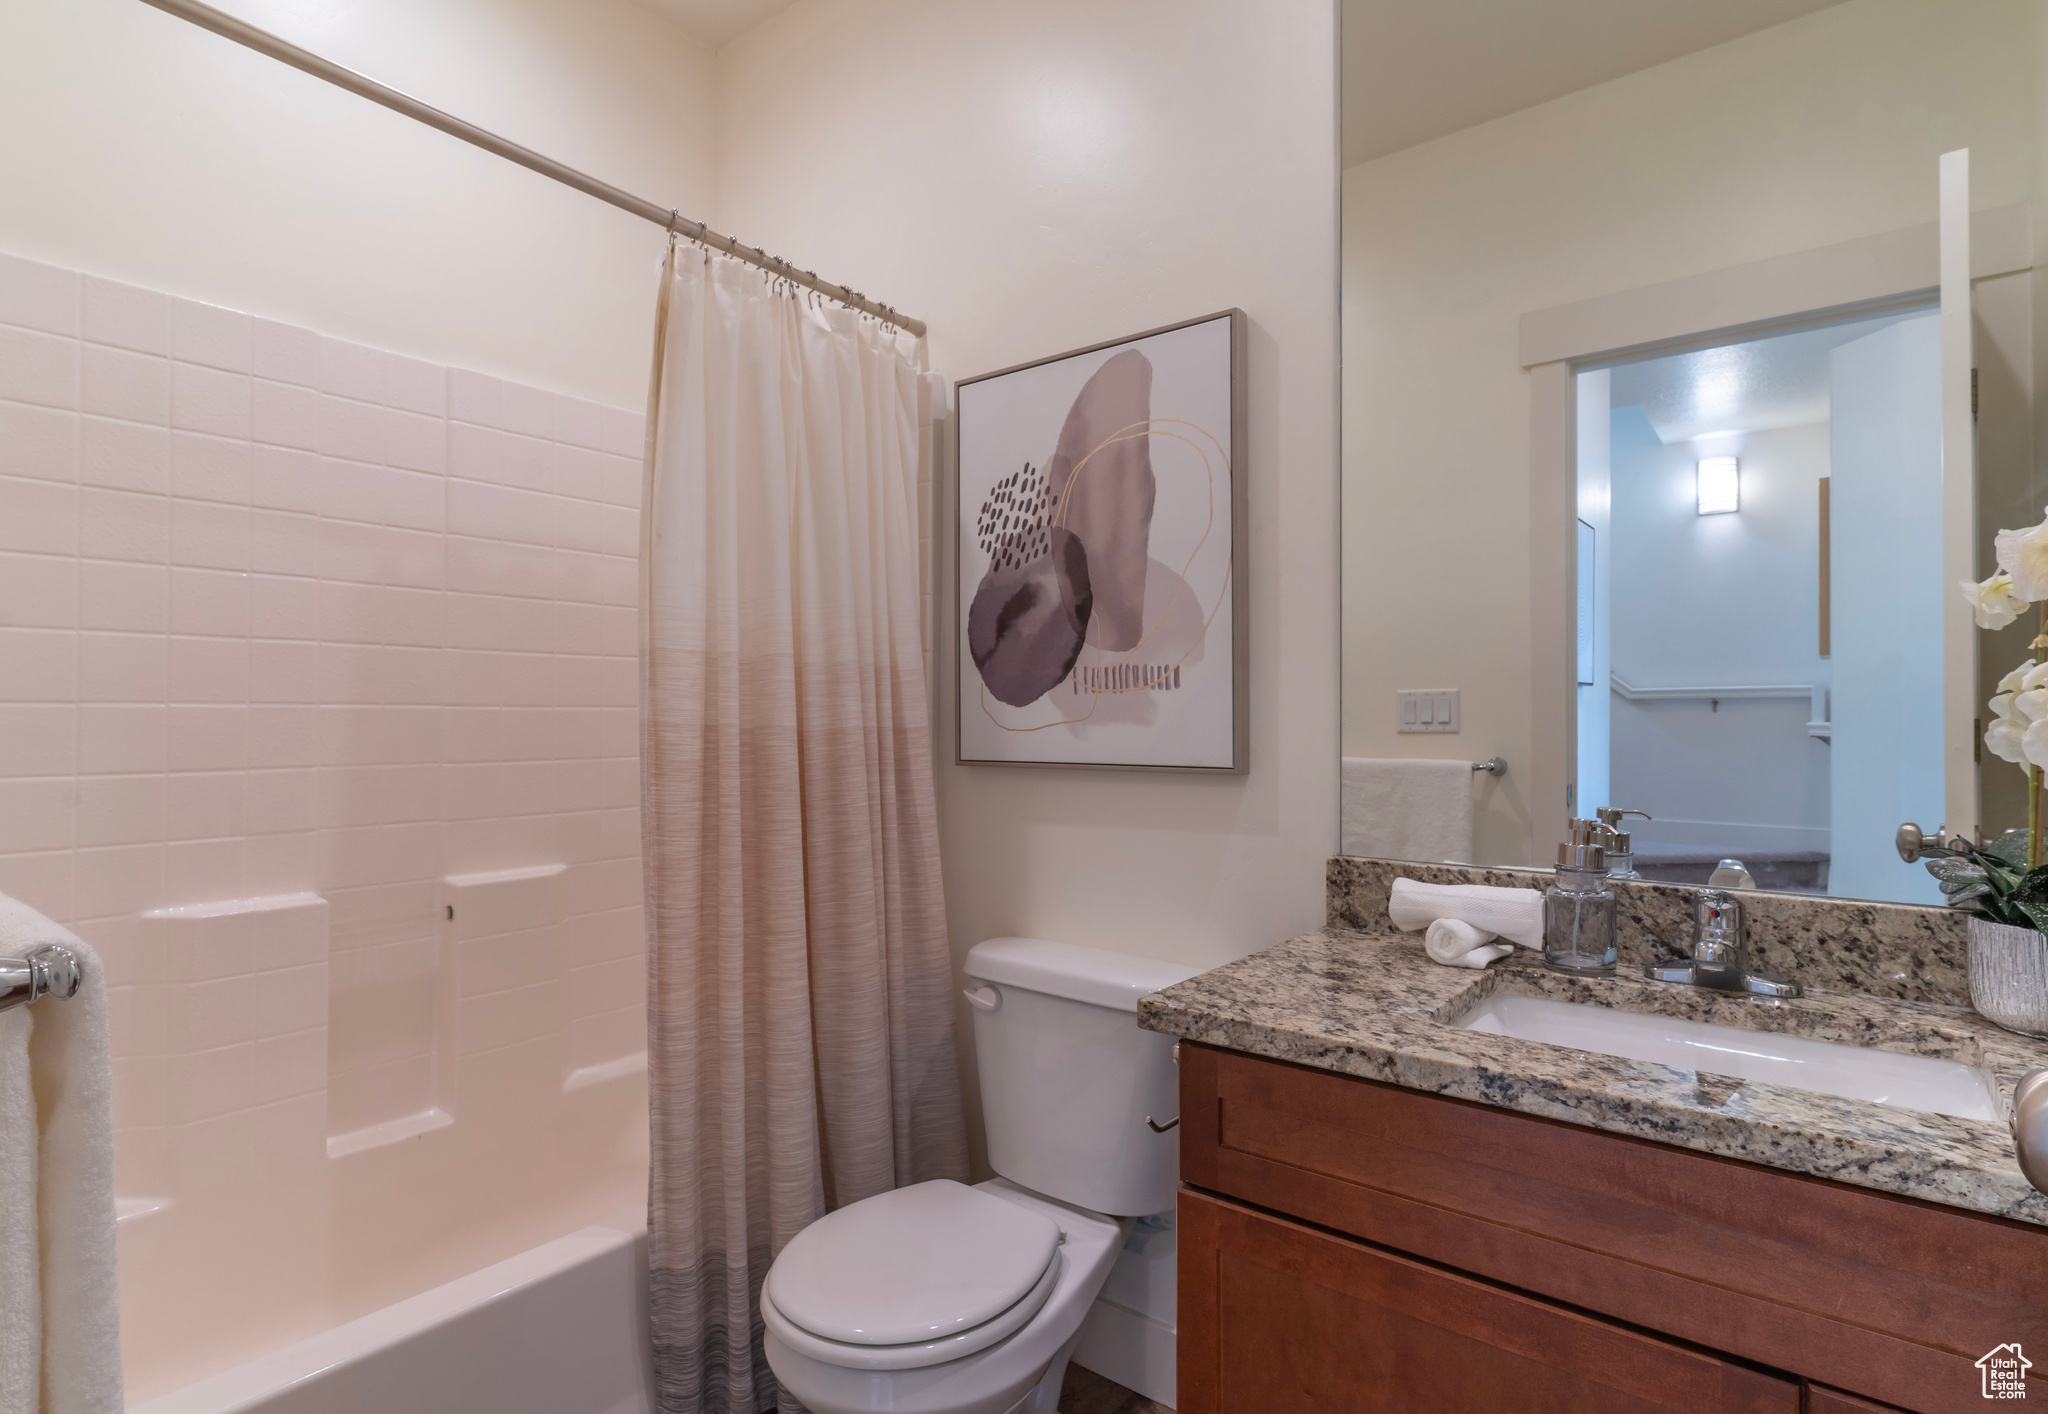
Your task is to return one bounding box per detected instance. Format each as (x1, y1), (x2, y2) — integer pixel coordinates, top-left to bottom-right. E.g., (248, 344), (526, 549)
(1072, 1297), (1175, 1408)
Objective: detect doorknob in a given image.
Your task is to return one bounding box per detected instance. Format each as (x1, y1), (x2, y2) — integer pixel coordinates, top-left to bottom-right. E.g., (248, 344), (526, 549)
(1895, 822), (1934, 863)
(1896, 823), (1974, 863)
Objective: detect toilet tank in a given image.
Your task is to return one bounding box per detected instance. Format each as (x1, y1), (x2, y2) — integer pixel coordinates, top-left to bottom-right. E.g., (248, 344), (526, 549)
(963, 937), (1200, 1218)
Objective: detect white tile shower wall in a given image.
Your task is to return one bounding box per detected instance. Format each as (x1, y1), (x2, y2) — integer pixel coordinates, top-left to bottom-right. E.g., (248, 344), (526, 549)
(0, 247), (646, 1154)
(132, 893), (330, 1202)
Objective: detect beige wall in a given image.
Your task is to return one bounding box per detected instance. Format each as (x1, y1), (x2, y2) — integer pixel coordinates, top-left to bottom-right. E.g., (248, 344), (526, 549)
(717, 0), (1341, 1154)
(1342, 0), (2041, 866)
(0, 0), (714, 407)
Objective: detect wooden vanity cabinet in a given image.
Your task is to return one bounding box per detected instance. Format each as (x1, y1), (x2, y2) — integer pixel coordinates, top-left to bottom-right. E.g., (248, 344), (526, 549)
(1175, 1043), (2048, 1414)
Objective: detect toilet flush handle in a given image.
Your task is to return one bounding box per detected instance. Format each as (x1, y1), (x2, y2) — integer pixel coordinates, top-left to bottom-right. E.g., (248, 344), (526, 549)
(962, 985), (1001, 1012)
(1147, 1043), (1182, 1131)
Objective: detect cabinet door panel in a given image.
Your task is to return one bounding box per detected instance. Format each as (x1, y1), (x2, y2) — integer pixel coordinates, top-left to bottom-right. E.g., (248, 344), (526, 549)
(1179, 1188), (1797, 1414)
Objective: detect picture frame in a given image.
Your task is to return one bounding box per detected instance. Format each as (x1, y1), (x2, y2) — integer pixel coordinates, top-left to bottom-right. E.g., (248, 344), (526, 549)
(953, 309), (1248, 773)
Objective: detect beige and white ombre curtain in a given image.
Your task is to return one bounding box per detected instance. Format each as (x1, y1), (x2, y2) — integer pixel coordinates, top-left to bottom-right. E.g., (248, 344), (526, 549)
(639, 244), (967, 1413)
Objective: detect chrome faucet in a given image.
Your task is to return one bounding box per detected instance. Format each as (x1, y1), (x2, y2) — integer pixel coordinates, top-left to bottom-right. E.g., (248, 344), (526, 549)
(1643, 889), (1801, 998)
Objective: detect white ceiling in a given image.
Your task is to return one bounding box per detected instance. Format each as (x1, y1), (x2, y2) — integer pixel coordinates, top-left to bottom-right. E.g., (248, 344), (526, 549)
(625, 0), (797, 46)
(1342, 0), (1848, 168)
(1609, 309), (1929, 445)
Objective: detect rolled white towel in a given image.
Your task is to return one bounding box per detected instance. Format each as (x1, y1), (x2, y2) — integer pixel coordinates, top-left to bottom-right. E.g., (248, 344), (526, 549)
(1388, 877), (1545, 948)
(1424, 918), (1513, 969)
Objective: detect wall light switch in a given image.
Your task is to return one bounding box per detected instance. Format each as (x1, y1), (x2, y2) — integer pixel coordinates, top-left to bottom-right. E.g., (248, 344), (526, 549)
(1398, 689), (1460, 734)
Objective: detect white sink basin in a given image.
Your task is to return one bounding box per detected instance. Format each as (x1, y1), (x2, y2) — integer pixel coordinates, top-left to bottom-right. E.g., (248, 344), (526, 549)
(1457, 993), (2003, 1122)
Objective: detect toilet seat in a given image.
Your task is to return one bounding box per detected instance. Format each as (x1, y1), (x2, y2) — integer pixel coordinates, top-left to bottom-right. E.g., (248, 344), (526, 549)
(762, 1248), (1064, 1372)
(761, 1179), (1065, 1373)
(762, 1179), (1130, 1414)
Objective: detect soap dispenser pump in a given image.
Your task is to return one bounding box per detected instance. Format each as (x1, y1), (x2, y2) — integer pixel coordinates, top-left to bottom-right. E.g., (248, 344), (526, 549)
(1594, 808), (1652, 881)
(1546, 818), (1619, 976)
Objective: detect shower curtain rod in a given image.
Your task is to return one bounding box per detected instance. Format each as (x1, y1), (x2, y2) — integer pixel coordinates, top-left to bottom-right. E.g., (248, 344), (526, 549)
(135, 0), (928, 338)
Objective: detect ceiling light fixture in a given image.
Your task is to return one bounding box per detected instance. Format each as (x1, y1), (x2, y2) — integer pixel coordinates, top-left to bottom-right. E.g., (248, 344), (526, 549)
(1696, 456), (1739, 515)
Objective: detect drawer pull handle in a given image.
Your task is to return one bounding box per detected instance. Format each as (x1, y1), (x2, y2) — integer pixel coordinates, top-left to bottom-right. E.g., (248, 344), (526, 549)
(1146, 1115), (1179, 1133)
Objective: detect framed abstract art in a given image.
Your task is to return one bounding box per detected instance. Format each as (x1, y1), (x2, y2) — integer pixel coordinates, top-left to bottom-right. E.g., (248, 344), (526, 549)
(954, 309), (1247, 772)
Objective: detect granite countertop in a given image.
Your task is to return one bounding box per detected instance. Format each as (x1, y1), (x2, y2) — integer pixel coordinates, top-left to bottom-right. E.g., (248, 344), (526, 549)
(1137, 926), (2048, 1228)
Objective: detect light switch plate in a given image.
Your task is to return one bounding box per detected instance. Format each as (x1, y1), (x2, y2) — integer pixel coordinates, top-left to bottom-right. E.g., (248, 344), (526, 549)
(1397, 689), (1460, 734)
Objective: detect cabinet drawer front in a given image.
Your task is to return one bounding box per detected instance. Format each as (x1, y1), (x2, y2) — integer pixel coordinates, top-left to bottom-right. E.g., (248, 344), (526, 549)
(1178, 1188), (1798, 1414)
(1180, 1044), (2046, 1413)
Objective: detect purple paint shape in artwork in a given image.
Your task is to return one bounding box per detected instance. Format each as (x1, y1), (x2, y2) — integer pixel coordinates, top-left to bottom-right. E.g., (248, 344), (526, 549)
(1045, 350), (1155, 653)
(967, 526), (1094, 707)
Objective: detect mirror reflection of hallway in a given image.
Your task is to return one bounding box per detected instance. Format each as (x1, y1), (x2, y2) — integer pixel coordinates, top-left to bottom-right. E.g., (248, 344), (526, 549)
(1576, 308), (1954, 902)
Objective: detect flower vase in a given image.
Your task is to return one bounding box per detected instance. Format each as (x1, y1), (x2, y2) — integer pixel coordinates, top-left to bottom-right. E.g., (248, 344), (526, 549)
(1969, 915), (2048, 1038)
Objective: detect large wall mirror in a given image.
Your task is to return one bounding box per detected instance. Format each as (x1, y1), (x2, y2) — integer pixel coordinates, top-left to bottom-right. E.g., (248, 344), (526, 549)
(1340, 0), (2048, 906)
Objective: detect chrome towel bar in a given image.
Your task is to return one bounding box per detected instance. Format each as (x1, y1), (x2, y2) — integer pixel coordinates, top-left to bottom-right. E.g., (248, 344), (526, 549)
(0, 945), (81, 1015)
(1472, 757), (1507, 776)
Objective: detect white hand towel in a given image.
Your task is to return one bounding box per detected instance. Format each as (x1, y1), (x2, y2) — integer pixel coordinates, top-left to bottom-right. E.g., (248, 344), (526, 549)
(1424, 918), (1513, 969)
(1388, 877), (1545, 948)
(0, 894), (122, 1414)
(1341, 758), (1473, 863)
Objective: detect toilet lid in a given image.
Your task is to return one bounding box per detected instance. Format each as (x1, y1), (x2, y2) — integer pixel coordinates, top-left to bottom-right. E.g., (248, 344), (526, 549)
(764, 1179), (1062, 1346)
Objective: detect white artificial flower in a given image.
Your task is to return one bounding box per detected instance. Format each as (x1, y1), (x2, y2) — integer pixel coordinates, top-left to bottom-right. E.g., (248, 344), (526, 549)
(1989, 715), (2029, 764)
(2025, 713), (2048, 770)
(1962, 570), (2029, 629)
(1997, 507), (2048, 600)
(1989, 659), (2041, 767)
(2017, 664), (2048, 725)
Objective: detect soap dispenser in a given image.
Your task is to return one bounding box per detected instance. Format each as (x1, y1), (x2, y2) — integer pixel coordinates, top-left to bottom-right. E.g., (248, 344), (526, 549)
(1595, 808), (1652, 881)
(1545, 818), (1619, 976)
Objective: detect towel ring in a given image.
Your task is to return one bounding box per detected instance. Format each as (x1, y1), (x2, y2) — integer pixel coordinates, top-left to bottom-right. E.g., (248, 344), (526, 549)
(0, 945), (80, 1015)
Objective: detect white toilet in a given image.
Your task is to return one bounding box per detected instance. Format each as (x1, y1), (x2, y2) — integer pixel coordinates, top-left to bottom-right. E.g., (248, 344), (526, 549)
(761, 936), (1196, 1414)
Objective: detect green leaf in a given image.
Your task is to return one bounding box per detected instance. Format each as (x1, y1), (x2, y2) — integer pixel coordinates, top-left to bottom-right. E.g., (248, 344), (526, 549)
(1987, 829), (2034, 870)
(1973, 894), (2028, 927)
(1981, 858), (2026, 898)
(1925, 857), (1986, 886)
(2007, 870), (2048, 932)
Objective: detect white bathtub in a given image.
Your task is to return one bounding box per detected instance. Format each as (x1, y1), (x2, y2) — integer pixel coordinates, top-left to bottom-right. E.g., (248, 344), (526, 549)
(129, 1227), (656, 1414)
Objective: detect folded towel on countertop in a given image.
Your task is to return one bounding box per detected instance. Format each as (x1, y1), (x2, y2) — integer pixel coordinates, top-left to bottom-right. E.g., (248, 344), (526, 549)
(1388, 877), (1545, 950)
(0, 892), (122, 1414)
(1424, 918), (1514, 969)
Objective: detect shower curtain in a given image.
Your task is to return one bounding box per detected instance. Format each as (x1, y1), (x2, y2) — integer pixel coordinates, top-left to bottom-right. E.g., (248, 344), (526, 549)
(639, 244), (968, 1414)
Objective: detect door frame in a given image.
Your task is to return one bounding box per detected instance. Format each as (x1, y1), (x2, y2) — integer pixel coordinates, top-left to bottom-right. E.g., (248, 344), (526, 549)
(1518, 203), (2029, 858)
